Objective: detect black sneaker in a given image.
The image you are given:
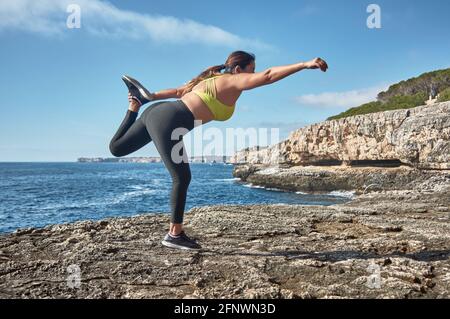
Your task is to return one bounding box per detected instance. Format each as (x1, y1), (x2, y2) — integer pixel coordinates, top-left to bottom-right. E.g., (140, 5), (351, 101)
(161, 231), (202, 250)
(121, 75), (154, 106)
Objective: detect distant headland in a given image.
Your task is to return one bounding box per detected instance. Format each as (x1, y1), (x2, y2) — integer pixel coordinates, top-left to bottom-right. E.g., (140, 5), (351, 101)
(77, 156), (232, 164)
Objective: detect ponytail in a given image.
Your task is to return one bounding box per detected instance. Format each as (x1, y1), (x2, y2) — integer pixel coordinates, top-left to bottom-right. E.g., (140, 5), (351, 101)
(180, 63), (228, 97)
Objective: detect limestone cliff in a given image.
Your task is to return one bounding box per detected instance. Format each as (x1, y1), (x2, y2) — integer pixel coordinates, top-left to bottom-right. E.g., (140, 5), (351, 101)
(230, 102), (450, 170)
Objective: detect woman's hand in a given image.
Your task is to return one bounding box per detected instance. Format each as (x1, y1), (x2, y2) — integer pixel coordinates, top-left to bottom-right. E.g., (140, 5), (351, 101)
(128, 92), (156, 103)
(305, 57), (328, 72)
(127, 92), (141, 112)
(128, 92), (137, 104)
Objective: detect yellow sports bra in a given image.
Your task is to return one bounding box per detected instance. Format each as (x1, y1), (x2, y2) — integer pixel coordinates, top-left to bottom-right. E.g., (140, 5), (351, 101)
(192, 75), (236, 121)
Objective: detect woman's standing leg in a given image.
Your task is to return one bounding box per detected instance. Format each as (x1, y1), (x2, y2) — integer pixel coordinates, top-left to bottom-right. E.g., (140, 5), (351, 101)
(154, 134), (192, 226)
(143, 100), (200, 250)
(145, 107), (192, 225)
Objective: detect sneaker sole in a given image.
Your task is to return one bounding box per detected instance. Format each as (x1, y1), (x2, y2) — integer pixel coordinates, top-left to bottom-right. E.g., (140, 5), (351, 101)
(122, 75), (153, 101)
(161, 240), (201, 251)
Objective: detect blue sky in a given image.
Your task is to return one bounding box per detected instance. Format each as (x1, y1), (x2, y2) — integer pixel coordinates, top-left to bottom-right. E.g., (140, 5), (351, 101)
(0, 0), (449, 161)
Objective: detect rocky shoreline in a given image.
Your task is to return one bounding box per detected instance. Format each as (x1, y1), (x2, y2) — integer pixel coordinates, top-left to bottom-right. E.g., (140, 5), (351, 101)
(0, 171), (449, 299)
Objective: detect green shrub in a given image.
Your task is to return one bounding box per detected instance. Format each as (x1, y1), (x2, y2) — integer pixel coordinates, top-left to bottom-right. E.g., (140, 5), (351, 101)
(377, 68), (450, 102)
(327, 93), (427, 121)
(437, 88), (450, 102)
(327, 68), (450, 121)
(327, 101), (382, 120)
(385, 92), (427, 110)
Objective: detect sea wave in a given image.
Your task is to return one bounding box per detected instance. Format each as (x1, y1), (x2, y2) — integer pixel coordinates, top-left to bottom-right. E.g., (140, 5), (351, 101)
(38, 188), (161, 211)
(111, 188), (160, 204)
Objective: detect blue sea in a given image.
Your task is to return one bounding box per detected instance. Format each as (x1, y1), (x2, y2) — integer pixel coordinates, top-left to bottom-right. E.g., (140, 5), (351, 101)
(0, 163), (354, 233)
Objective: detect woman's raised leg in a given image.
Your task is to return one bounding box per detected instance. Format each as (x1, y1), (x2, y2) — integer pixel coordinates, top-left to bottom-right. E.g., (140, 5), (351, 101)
(109, 99), (152, 157)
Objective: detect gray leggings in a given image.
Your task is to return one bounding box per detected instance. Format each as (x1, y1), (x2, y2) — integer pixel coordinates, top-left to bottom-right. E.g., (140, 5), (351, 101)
(109, 100), (195, 224)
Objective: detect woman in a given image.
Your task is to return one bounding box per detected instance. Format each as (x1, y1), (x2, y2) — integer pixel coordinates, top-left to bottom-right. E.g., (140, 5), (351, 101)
(109, 51), (328, 250)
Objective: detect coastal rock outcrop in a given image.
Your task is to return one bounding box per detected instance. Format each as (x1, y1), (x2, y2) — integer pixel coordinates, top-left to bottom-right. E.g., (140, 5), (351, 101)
(232, 164), (447, 193)
(230, 102), (450, 170)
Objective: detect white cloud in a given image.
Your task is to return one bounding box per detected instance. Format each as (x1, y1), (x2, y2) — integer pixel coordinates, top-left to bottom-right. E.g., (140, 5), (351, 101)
(295, 85), (389, 108)
(0, 0), (273, 50)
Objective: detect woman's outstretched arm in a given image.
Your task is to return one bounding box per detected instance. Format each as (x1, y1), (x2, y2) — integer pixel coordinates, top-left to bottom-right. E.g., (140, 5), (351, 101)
(266, 58), (328, 83)
(232, 57), (328, 91)
(151, 85), (187, 101)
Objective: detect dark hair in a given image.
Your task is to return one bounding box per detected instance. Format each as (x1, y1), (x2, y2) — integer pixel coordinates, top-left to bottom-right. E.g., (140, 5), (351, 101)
(180, 51), (255, 96)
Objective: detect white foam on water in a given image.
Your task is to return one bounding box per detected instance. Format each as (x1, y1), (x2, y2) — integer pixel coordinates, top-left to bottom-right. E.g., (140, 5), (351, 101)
(242, 183), (265, 189)
(213, 178), (241, 182)
(129, 185), (145, 190)
(265, 187), (284, 192)
(327, 190), (356, 199)
(152, 179), (165, 186)
(242, 184), (286, 192)
(112, 188), (159, 204)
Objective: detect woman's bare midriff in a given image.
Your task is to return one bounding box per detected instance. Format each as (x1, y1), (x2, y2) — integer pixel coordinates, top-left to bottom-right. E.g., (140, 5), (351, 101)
(180, 74), (241, 125)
